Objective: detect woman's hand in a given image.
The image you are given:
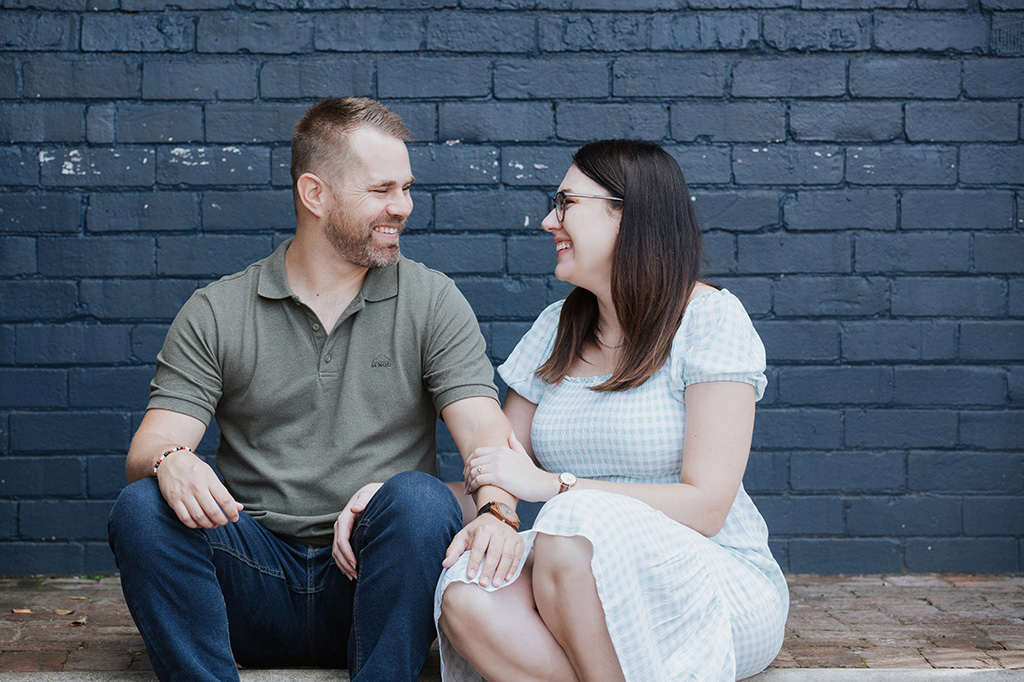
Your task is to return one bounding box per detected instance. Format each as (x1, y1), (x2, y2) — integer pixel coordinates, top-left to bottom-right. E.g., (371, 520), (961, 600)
(464, 433), (558, 502)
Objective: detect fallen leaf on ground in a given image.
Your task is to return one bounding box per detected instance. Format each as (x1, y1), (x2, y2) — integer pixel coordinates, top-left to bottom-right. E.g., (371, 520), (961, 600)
(69, 596), (87, 600)
(70, 615), (88, 626)
(55, 609), (75, 616)
(12, 608), (30, 614)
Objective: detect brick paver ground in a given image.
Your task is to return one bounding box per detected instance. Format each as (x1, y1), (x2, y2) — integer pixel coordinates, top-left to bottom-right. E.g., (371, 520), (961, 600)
(0, 574), (1021, 674)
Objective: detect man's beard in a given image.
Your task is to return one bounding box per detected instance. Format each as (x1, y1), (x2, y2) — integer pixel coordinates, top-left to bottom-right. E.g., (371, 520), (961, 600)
(325, 209), (405, 269)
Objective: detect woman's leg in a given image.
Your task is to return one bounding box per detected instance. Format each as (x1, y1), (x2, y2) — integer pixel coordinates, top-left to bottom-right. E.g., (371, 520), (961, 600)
(439, 557), (579, 682)
(531, 534), (626, 682)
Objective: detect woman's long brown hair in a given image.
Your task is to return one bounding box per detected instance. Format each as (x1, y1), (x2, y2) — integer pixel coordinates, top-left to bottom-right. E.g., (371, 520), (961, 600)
(537, 140), (704, 392)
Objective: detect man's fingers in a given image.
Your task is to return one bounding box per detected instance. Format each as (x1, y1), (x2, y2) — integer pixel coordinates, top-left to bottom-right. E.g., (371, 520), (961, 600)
(476, 532), (503, 587)
(212, 488), (240, 523)
(172, 500), (198, 529)
(493, 537), (518, 586)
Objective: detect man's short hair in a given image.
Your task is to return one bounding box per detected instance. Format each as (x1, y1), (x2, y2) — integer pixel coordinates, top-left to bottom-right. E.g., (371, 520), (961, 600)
(290, 97), (411, 190)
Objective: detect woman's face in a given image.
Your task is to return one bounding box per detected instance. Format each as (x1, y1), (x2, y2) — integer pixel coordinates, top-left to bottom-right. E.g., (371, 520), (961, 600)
(541, 164), (621, 292)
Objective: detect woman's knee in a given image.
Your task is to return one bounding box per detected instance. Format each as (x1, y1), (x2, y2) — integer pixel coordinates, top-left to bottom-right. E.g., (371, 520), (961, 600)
(532, 534), (594, 597)
(439, 582), (492, 642)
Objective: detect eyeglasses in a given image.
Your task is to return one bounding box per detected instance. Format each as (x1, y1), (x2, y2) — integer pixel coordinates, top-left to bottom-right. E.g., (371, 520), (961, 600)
(551, 190), (623, 222)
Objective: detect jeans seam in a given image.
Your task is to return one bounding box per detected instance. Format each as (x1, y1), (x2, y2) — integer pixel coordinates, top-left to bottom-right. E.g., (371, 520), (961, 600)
(209, 541), (286, 580)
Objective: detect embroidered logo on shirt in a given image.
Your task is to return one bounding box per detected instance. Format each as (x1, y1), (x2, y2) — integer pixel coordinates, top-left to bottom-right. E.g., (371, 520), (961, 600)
(371, 355), (393, 369)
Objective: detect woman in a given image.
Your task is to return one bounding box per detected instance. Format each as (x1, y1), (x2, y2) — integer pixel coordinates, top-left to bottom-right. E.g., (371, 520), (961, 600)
(435, 140), (788, 682)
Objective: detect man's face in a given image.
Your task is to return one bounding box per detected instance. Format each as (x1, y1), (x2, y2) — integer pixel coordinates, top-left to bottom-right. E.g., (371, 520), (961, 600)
(324, 126), (414, 269)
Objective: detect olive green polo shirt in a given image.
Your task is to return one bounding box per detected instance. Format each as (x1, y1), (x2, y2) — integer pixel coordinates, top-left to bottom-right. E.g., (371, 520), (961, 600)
(149, 238), (498, 545)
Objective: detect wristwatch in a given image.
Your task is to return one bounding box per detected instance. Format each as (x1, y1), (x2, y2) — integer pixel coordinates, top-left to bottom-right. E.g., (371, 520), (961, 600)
(477, 501), (520, 531)
(557, 472), (578, 494)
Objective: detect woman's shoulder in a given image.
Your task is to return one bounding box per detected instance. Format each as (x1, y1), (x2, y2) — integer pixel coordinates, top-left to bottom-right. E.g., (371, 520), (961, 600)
(681, 284), (750, 329)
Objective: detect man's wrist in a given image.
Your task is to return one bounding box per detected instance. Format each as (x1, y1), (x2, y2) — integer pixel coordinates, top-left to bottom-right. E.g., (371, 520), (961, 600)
(152, 445), (194, 476)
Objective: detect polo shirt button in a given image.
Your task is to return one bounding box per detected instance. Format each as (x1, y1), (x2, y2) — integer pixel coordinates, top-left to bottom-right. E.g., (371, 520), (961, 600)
(312, 323), (320, 331)
(325, 354), (332, 363)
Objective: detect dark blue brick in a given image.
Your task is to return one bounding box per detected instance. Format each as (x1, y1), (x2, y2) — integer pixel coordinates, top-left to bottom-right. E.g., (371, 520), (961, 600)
(142, 59), (258, 100)
(1010, 365), (1024, 405)
(0, 103), (82, 142)
(905, 538), (1018, 573)
(651, 12), (759, 51)
(703, 231), (736, 275)
(272, 147), (292, 187)
(489, 321), (533, 362)
(81, 279), (198, 321)
(500, 146), (575, 186)
(202, 190), (292, 232)
(87, 192), (198, 233)
(115, 104), (202, 144)
(755, 495), (843, 535)
(401, 234), (504, 274)
(613, 57), (728, 97)
(24, 56), (138, 99)
(850, 57), (960, 99)
(197, 14), (312, 54)
(791, 452), (904, 492)
(901, 190), (1014, 230)
(738, 233), (850, 274)
(156, 235), (273, 278)
(70, 366), (152, 409)
(156, 146), (270, 186)
(0, 236), (35, 276)
(0, 60), (15, 99)
(508, 234), (556, 276)
(964, 58), (1024, 98)
(665, 146), (733, 185)
(774, 276), (887, 317)
(82, 13), (194, 52)
(0, 502), (14, 540)
(992, 12), (1024, 57)
(434, 190), (548, 232)
(732, 57), (846, 98)
(83, 542), (118, 573)
(960, 145), (1024, 186)
(733, 145), (843, 186)
(894, 368), (1005, 407)
(763, 11), (870, 51)
(440, 103), (553, 143)
(16, 324), (131, 365)
(790, 103), (902, 142)
(693, 191), (778, 231)
(122, 0), (232, 7)
(37, 236), (153, 277)
(427, 11), (535, 53)
(0, 148), (36, 186)
(842, 321), (956, 362)
(753, 409), (843, 449)
(711, 277), (772, 316)
(453, 277), (548, 321)
(742, 452), (789, 494)
(408, 145), (500, 185)
(406, 191), (433, 233)
(0, 542), (84, 575)
(495, 59), (609, 99)
(892, 277), (1004, 318)
(785, 189), (896, 231)
(383, 103), (436, 143)
(206, 103), (308, 144)
(779, 366), (892, 406)
(0, 327), (14, 364)
(856, 233), (970, 273)
(41, 147), (156, 188)
(687, 0), (797, 6)
(907, 103), (1019, 142)
(0, 368), (67, 408)
(539, 13), (650, 52)
(379, 58), (490, 98)
(964, 497), (1024, 536)
(961, 411), (1023, 450)
(847, 145), (957, 186)
(556, 103), (668, 142)
(260, 58), (373, 99)
(755, 320), (840, 362)
(909, 452), (1023, 493)
(313, 13), (422, 52)
(87, 103), (115, 144)
(0, 13), (77, 51)
(10, 411), (130, 453)
(788, 538), (903, 574)
(875, 11), (987, 53)
(131, 324), (171, 362)
(846, 409), (958, 448)
(0, 457), (83, 498)
(0, 281), (77, 322)
(671, 103), (784, 144)
(846, 495), (961, 536)
(20, 500), (112, 540)
(87, 456), (128, 498)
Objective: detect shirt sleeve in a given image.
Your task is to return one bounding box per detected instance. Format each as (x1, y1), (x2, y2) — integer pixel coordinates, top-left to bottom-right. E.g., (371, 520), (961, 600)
(670, 290), (767, 401)
(147, 290), (223, 425)
(497, 300), (563, 404)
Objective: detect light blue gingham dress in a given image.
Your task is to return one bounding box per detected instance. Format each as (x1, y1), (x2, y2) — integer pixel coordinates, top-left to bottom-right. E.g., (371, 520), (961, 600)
(435, 289), (789, 682)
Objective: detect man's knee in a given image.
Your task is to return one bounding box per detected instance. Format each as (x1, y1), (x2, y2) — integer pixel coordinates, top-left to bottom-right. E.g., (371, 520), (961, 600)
(366, 471), (461, 541)
(108, 477), (193, 565)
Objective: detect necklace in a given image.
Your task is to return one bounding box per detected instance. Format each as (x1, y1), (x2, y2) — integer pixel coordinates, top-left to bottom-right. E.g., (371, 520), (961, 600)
(596, 334), (624, 350)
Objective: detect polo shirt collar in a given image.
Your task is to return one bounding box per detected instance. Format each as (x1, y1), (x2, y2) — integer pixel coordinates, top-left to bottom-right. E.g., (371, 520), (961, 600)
(257, 237), (398, 302)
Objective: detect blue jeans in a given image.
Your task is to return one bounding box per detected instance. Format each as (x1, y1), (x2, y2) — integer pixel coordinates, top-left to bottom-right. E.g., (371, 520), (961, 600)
(108, 471), (461, 682)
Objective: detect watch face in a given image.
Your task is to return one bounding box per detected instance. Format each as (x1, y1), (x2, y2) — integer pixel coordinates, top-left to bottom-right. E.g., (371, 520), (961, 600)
(560, 473), (577, 486)
(496, 502), (519, 522)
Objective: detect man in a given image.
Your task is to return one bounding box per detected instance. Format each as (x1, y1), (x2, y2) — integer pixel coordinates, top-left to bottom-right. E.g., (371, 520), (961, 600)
(108, 98), (523, 682)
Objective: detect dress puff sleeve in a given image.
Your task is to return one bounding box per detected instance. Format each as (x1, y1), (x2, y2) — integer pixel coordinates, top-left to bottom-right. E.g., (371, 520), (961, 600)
(497, 299), (564, 405)
(669, 289), (768, 401)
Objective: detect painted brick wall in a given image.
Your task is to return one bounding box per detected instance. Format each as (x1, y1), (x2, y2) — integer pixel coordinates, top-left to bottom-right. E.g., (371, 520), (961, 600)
(0, 0), (1021, 575)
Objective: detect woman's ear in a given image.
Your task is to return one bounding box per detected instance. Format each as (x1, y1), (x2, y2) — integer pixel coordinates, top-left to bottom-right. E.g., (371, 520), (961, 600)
(296, 172), (330, 217)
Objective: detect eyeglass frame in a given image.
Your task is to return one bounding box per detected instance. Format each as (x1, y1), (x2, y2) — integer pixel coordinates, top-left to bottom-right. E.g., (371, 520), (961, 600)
(551, 190), (623, 222)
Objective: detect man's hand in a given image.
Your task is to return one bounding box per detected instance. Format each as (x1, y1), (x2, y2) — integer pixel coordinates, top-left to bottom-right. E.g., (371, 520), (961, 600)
(442, 512), (524, 588)
(332, 482), (384, 580)
(156, 449), (244, 529)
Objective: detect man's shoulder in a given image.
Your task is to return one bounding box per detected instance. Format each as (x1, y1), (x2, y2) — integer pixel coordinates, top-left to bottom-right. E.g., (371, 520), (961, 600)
(395, 255), (456, 293)
(191, 256), (268, 305)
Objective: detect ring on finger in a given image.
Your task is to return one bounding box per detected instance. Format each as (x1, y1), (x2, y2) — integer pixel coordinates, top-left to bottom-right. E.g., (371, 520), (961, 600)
(476, 465), (483, 475)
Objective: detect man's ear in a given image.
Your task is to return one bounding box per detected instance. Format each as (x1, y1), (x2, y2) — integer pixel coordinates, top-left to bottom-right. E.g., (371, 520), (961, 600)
(296, 172), (330, 217)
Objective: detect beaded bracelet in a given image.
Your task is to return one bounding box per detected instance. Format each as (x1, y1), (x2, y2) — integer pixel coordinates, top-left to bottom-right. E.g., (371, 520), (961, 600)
(153, 445), (194, 476)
